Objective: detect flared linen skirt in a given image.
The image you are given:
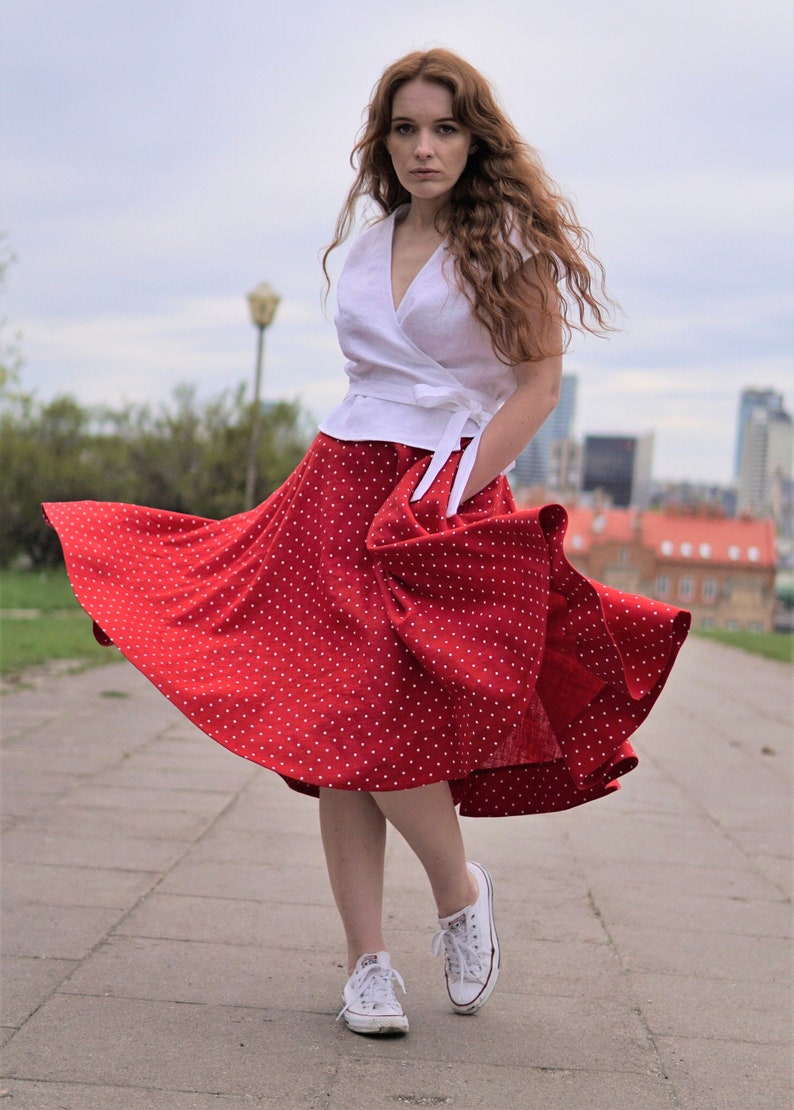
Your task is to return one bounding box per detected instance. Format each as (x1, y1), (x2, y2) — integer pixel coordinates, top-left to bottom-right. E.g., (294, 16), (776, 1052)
(43, 433), (690, 816)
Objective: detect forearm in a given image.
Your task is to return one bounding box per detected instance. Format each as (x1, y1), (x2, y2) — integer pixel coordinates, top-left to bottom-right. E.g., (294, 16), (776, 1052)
(460, 356), (562, 503)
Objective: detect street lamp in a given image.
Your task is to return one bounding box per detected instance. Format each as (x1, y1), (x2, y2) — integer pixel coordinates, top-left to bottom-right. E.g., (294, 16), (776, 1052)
(244, 281), (281, 510)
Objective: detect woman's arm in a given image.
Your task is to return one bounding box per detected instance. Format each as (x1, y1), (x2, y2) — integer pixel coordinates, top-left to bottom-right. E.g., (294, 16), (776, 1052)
(458, 261), (563, 504)
(458, 353), (562, 504)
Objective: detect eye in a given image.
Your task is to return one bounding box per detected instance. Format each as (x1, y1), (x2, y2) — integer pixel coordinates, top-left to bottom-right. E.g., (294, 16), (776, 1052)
(392, 123), (413, 135)
(438, 124), (459, 134)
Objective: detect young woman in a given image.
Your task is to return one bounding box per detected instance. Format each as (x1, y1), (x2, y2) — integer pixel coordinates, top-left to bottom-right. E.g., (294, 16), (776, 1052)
(43, 49), (689, 1038)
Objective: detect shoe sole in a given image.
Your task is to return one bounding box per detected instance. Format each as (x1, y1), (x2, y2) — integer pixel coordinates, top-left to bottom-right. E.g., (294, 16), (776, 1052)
(343, 1014), (409, 1036)
(450, 861), (500, 1015)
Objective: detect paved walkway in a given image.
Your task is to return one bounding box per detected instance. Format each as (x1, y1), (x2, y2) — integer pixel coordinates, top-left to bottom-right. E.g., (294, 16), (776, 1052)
(1, 637), (791, 1108)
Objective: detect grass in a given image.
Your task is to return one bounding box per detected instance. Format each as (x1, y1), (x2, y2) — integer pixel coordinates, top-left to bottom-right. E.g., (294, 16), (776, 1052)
(693, 627), (793, 665)
(0, 568), (118, 677)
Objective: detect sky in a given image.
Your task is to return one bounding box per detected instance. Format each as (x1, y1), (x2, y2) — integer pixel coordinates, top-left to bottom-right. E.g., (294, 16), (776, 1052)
(2, 0), (792, 485)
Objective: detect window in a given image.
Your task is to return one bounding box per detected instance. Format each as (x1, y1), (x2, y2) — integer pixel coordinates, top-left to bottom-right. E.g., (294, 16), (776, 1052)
(679, 577), (694, 601)
(680, 542), (693, 557)
(661, 540), (674, 556)
(699, 543), (712, 558)
(701, 618), (716, 629)
(702, 578), (718, 602)
(748, 547), (760, 562)
(656, 575), (671, 598)
(619, 545), (630, 565)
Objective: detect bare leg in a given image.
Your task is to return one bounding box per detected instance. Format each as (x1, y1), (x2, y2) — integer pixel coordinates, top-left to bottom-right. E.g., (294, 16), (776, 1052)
(319, 788), (388, 972)
(372, 781), (478, 918)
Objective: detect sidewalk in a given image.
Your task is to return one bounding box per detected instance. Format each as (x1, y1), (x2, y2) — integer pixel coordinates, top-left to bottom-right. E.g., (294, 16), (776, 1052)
(1, 636), (791, 1109)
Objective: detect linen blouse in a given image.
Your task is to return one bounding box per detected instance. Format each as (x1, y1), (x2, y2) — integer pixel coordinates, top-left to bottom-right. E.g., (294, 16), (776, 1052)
(319, 206), (527, 515)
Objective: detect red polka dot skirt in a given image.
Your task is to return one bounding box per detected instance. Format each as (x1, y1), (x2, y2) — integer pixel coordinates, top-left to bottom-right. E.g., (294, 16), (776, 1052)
(42, 433), (690, 816)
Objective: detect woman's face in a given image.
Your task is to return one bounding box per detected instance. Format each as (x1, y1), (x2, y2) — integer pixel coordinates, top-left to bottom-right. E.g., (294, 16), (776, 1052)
(385, 79), (473, 208)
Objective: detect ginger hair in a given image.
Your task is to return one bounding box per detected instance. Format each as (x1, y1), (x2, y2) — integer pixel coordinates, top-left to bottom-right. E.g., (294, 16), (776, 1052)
(323, 48), (615, 364)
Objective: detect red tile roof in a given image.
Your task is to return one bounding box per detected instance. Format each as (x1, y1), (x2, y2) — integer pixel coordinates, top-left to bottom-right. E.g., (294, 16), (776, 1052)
(562, 508), (776, 568)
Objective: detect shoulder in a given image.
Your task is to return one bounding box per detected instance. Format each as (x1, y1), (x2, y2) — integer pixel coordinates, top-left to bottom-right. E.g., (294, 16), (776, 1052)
(347, 208), (400, 260)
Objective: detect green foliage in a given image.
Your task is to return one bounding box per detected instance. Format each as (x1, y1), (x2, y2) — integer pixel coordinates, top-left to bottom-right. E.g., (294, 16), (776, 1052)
(693, 628), (793, 664)
(0, 382), (311, 567)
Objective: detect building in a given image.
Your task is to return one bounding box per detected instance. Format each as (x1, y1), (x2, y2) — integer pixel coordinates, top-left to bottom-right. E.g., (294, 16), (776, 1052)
(579, 433), (654, 509)
(513, 374), (577, 489)
(563, 508), (777, 631)
(736, 405), (793, 520)
(734, 388), (785, 482)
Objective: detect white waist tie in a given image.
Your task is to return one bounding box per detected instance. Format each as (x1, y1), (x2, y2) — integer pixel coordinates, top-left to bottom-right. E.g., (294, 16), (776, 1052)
(347, 380), (499, 516)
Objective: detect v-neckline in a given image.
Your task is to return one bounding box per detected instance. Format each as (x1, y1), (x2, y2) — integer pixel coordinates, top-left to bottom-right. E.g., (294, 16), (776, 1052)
(389, 209), (445, 316)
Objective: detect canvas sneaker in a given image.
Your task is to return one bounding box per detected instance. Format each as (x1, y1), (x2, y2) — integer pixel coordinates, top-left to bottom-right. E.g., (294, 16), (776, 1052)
(337, 951), (409, 1035)
(431, 861), (500, 1014)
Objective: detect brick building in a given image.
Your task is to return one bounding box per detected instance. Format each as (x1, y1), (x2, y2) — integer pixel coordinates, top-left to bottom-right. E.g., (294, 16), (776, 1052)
(559, 508), (777, 632)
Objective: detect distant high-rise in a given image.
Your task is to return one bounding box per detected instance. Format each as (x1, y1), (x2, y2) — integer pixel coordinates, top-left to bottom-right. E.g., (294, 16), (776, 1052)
(737, 404), (793, 518)
(513, 373), (577, 488)
(580, 433), (654, 508)
(734, 389), (785, 482)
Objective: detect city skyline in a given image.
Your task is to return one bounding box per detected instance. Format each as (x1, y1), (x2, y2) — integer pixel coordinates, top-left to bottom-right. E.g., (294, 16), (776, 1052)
(2, 0), (792, 486)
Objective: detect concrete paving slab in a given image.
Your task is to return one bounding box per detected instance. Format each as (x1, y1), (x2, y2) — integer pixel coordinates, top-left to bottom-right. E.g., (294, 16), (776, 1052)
(1, 956), (77, 1028)
(1, 825), (192, 872)
(326, 1056), (679, 1110)
(654, 1034), (791, 1110)
(605, 922), (790, 981)
(579, 858), (786, 902)
(158, 858), (332, 903)
(626, 971), (790, 1044)
(113, 892), (342, 950)
(0, 1081), (280, 1110)
(2, 861), (158, 909)
(584, 880), (791, 937)
(1, 901), (126, 960)
(0, 994), (339, 1097)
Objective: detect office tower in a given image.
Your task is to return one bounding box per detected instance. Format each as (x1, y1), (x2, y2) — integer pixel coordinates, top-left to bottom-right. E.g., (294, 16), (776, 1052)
(737, 405), (793, 517)
(580, 432), (654, 508)
(734, 389), (784, 482)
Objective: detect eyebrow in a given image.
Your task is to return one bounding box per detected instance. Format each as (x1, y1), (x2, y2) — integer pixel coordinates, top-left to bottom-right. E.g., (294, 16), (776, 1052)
(390, 115), (458, 124)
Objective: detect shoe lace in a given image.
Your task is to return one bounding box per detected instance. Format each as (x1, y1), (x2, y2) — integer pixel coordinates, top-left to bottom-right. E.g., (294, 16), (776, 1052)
(336, 961), (406, 1022)
(431, 920), (483, 987)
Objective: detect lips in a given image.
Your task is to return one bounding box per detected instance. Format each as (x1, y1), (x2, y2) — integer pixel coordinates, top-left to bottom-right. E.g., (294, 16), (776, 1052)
(411, 169), (440, 177)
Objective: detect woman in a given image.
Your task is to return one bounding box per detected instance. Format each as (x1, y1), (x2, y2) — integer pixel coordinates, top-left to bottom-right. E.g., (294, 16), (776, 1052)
(43, 49), (689, 1038)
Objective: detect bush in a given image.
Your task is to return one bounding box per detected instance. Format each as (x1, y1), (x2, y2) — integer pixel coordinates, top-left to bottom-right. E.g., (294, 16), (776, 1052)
(0, 382), (311, 567)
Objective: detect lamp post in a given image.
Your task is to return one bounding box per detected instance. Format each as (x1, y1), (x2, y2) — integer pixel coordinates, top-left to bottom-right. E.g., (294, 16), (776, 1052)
(244, 281), (281, 510)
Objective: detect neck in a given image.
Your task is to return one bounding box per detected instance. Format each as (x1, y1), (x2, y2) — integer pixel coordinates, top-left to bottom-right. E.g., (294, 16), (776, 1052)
(401, 197), (447, 233)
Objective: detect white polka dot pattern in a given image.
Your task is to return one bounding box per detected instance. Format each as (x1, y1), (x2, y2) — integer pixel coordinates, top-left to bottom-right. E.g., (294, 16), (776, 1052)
(42, 434), (690, 817)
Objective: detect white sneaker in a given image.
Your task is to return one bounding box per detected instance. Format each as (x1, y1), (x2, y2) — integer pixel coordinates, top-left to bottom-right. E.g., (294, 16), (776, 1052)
(431, 861), (500, 1014)
(337, 951), (409, 1035)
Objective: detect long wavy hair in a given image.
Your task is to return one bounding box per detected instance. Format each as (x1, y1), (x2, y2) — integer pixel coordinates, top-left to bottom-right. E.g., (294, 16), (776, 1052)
(323, 48), (615, 364)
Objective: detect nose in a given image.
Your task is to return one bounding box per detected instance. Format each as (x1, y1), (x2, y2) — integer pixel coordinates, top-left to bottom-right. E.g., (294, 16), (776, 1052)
(414, 129), (434, 159)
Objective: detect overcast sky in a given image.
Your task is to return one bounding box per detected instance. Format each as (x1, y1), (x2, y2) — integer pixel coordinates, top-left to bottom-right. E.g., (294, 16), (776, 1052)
(2, 0), (792, 484)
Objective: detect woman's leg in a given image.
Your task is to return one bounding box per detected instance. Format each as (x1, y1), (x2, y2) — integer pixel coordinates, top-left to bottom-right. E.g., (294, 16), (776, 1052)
(371, 781), (477, 917)
(319, 788), (388, 972)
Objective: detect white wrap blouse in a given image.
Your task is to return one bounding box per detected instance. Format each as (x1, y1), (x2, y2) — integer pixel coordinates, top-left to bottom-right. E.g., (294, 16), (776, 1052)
(319, 206), (525, 515)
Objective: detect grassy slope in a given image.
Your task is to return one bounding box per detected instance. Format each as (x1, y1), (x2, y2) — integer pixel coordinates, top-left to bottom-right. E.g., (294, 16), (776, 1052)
(0, 569), (117, 675)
